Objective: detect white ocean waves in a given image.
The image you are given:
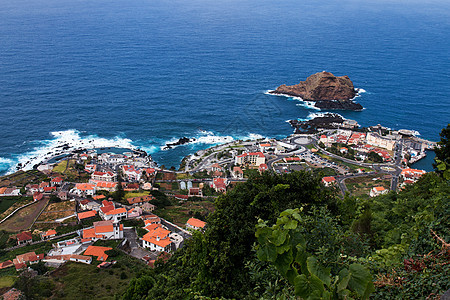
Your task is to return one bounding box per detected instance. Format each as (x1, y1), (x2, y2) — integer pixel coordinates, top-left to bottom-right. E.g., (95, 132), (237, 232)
(297, 112), (345, 122)
(4, 130), (137, 174)
(266, 90), (321, 110)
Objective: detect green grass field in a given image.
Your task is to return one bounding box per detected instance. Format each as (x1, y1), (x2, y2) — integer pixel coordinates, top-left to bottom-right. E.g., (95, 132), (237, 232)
(0, 275), (16, 288)
(52, 161), (68, 174)
(0, 196), (26, 215)
(124, 191), (149, 199)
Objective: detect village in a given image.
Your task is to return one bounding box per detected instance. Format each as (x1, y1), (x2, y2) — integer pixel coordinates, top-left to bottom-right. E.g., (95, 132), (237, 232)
(0, 121), (435, 294)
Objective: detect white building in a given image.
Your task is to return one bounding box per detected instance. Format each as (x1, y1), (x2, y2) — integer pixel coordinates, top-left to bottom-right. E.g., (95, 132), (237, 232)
(141, 225), (172, 252)
(366, 132), (396, 151)
(370, 186), (388, 197)
(82, 220), (124, 241)
(235, 152), (266, 166)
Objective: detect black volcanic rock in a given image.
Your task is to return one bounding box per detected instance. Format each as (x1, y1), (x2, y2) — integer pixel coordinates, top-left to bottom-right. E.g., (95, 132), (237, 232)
(289, 113), (345, 134)
(163, 137), (196, 150)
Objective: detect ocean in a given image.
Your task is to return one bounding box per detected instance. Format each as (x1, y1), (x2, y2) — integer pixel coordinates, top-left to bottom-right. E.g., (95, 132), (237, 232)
(1, 0), (449, 174)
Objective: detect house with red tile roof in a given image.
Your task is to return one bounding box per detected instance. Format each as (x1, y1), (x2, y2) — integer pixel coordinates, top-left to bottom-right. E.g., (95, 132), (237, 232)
(142, 214), (160, 224)
(0, 260), (13, 269)
(82, 220), (123, 241)
(283, 157), (300, 163)
(122, 165), (142, 182)
(43, 186), (57, 194)
(143, 168), (156, 177)
(51, 177), (63, 186)
(41, 229), (57, 240)
(232, 166), (244, 179)
(77, 210), (97, 221)
(259, 143), (273, 152)
(322, 176), (337, 187)
(370, 186), (388, 197)
(103, 207), (127, 222)
(13, 252), (44, 266)
(93, 194), (106, 201)
(74, 183), (96, 197)
(39, 182), (49, 192)
(186, 218), (206, 230)
(141, 224), (172, 252)
(212, 178), (227, 193)
(94, 181), (118, 192)
(127, 195), (154, 206)
(91, 171), (117, 182)
(43, 254), (92, 265)
(25, 184), (39, 194)
(83, 245), (113, 261)
(16, 231), (32, 245)
(14, 262), (26, 271)
(401, 168), (426, 182)
(210, 163), (223, 172)
(123, 182), (140, 191)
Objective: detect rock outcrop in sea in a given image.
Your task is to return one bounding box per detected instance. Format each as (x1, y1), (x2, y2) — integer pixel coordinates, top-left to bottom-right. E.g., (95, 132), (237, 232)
(289, 113), (346, 134)
(269, 71), (363, 111)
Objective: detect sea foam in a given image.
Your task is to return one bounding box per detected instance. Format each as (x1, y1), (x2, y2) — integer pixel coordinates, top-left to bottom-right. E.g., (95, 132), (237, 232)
(4, 130), (136, 174)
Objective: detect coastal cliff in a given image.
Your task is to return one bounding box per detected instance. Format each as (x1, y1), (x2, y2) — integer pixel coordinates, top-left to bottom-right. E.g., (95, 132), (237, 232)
(269, 71), (363, 110)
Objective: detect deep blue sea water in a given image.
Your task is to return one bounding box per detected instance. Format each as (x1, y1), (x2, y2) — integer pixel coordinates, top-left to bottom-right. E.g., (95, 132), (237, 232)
(1, 0), (449, 174)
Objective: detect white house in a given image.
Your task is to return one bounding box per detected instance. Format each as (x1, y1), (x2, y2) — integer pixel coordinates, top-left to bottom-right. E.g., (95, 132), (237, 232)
(102, 207), (127, 222)
(141, 225), (172, 252)
(370, 186), (388, 197)
(82, 220), (124, 241)
(186, 218), (206, 231)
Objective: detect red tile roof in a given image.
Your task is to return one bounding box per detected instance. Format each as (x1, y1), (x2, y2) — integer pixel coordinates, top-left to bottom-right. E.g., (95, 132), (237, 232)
(0, 260), (13, 269)
(78, 210), (97, 220)
(42, 229), (57, 237)
(93, 195), (106, 201)
(16, 231), (32, 242)
(322, 176), (336, 183)
(186, 218), (206, 229)
(105, 207), (127, 216)
(84, 245), (112, 261)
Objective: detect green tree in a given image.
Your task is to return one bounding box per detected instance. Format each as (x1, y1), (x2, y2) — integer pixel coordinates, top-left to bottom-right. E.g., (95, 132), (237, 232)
(433, 123), (450, 179)
(367, 151), (383, 163)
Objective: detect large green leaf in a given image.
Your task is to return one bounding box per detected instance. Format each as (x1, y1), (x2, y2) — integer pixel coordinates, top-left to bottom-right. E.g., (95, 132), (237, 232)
(284, 219), (298, 230)
(294, 274), (311, 298)
(348, 264), (375, 299)
(309, 274), (325, 294)
(271, 229), (288, 246)
(256, 242), (277, 262)
(295, 244), (308, 274)
(286, 267), (299, 285)
(337, 268), (351, 292)
(307, 257), (331, 287)
(274, 249), (294, 276)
